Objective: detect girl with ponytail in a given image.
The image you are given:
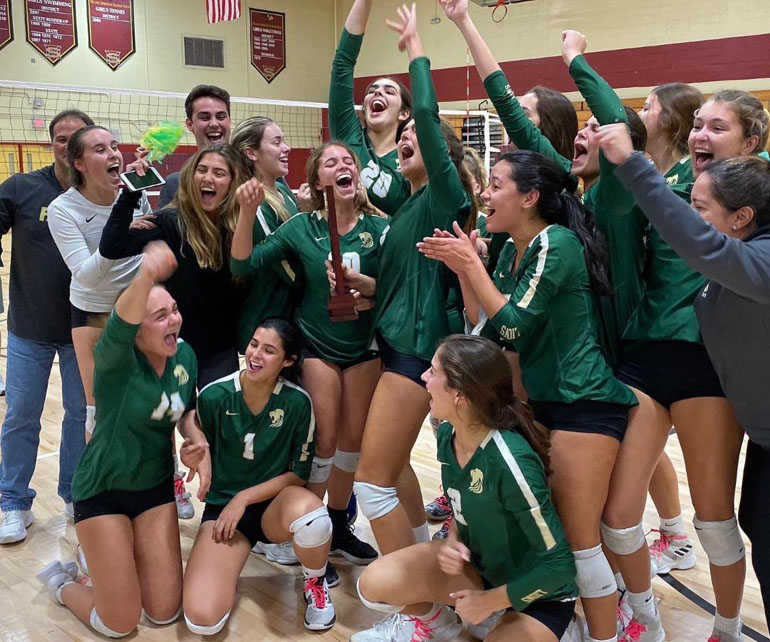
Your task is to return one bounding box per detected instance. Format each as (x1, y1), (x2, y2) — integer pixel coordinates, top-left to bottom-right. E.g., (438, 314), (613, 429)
(420, 149), (667, 642)
(351, 335), (579, 642)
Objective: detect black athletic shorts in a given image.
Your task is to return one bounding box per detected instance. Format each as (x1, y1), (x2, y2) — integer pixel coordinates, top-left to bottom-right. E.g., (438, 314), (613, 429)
(378, 336), (430, 388)
(301, 346), (380, 371)
(73, 477), (175, 523)
(201, 500), (272, 548)
(70, 304), (109, 330)
(530, 399), (631, 441)
(616, 340), (725, 408)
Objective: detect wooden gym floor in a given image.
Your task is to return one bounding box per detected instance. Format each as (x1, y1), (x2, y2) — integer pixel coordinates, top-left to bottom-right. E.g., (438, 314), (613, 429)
(0, 240), (767, 641)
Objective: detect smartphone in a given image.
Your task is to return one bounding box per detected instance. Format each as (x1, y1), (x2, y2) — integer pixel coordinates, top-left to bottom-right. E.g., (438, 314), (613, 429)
(120, 167), (166, 192)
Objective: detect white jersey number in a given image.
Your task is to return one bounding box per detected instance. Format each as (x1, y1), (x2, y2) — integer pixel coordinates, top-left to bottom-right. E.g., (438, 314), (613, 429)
(326, 251), (361, 273)
(445, 487), (467, 526)
(150, 391), (185, 422)
(360, 160), (392, 199)
(243, 433), (256, 460)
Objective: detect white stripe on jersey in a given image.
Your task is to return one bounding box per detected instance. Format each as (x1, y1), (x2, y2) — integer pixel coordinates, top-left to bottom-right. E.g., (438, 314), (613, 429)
(256, 204), (296, 282)
(517, 225), (552, 310)
(276, 378), (316, 463)
(491, 430), (557, 550)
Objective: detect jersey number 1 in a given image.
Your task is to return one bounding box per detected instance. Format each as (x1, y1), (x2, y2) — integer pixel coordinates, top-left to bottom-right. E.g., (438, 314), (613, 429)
(150, 391), (185, 422)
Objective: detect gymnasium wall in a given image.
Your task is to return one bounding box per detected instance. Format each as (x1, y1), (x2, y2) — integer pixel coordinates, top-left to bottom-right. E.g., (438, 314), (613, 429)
(339, 0), (770, 109)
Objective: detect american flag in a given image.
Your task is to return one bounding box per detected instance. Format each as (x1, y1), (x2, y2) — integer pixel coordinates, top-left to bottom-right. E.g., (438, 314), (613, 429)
(206, 0), (241, 23)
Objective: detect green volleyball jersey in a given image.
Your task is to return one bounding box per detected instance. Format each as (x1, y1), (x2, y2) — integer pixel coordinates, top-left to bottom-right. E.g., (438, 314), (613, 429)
(231, 211), (388, 364)
(375, 57), (471, 361)
(239, 182), (302, 350)
(483, 71), (579, 194)
(476, 214), (508, 274)
(437, 423), (577, 611)
(329, 28), (411, 216)
(623, 177), (706, 346)
(198, 373), (315, 505)
(473, 226), (636, 406)
(71, 311), (198, 502)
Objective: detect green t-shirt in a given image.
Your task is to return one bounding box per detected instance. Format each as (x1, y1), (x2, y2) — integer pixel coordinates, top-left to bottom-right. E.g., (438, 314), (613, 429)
(329, 28), (411, 216)
(437, 422), (577, 611)
(239, 181), (302, 350)
(473, 226), (636, 406)
(72, 311), (198, 502)
(375, 56), (471, 361)
(198, 373), (315, 505)
(232, 211), (388, 364)
(622, 169), (706, 346)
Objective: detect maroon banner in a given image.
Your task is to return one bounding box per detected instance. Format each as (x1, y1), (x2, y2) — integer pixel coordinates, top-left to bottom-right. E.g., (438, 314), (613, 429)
(87, 0), (135, 70)
(250, 9), (285, 84)
(25, 0), (77, 66)
(0, 0), (13, 53)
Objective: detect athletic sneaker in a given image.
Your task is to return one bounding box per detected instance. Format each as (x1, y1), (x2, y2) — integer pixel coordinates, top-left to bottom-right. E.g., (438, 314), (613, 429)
(331, 524), (378, 564)
(350, 606), (462, 641)
(467, 609), (504, 639)
(432, 514), (453, 540)
(425, 494), (452, 522)
(347, 493), (358, 527)
(0, 509), (33, 544)
(649, 529), (696, 574)
(77, 544), (89, 576)
(252, 540), (299, 565)
(303, 575), (336, 631)
(36, 560), (76, 605)
(708, 632), (743, 642)
(619, 611), (665, 642)
(617, 590), (634, 634)
(325, 561), (340, 588)
(174, 474), (195, 520)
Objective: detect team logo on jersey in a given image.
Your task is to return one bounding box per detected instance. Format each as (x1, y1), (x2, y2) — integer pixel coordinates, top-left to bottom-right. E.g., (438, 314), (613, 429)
(359, 231), (374, 249)
(521, 588), (548, 604)
(269, 409), (285, 428)
(666, 174), (679, 185)
(39, 206), (49, 222)
(469, 468), (484, 494)
(499, 325), (521, 342)
(173, 365), (189, 385)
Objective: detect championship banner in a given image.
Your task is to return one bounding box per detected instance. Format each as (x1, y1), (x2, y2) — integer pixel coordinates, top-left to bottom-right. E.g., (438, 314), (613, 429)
(87, 0), (135, 70)
(0, 0), (13, 53)
(25, 0), (77, 66)
(250, 8), (285, 84)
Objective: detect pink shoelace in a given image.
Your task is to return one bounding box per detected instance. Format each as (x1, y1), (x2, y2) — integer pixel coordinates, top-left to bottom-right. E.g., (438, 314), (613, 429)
(620, 618), (648, 642)
(707, 637), (721, 642)
(305, 577), (326, 608)
(433, 494), (451, 511)
(407, 609), (442, 642)
(649, 529), (671, 560)
(617, 602), (632, 630)
(173, 476), (188, 499)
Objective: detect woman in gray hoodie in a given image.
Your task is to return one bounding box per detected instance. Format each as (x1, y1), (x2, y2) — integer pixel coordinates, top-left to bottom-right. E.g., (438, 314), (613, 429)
(599, 122), (770, 635)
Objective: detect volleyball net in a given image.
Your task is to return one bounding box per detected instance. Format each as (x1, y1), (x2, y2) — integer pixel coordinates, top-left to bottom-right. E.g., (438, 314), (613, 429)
(0, 80), (503, 186)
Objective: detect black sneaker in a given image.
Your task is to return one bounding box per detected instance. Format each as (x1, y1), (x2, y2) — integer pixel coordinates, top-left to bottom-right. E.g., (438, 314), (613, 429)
(331, 525), (378, 565)
(325, 561), (340, 588)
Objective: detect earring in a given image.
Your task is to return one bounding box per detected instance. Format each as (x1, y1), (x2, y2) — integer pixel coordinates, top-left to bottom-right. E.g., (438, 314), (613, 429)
(732, 224), (738, 230)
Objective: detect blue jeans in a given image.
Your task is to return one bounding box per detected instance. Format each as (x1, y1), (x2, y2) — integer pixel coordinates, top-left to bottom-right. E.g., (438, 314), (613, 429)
(0, 332), (86, 510)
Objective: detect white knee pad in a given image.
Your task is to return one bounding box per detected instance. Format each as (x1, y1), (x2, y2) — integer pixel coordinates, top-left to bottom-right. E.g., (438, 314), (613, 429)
(573, 545), (617, 599)
(333, 449), (360, 474)
(89, 608), (134, 638)
(290, 506), (332, 549)
(308, 456), (333, 483)
(694, 515), (745, 567)
(601, 521), (646, 556)
(184, 611), (230, 636)
(144, 607), (181, 626)
(353, 481), (399, 520)
(356, 577), (404, 614)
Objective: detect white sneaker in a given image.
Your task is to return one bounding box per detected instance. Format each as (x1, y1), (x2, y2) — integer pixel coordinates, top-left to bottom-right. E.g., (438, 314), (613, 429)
(617, 591), (634, 635)
(708, 629), (744, 642)
(649, 529), (696, 574)
(174, 474), (195, 520)
(0, 509), (33, 544)
(303, 575), (335, 631)
(77, 544), (89, 576)
(350, 606), (462, 641)
(619, 608), (665, 642)
(560, 612), (585, 642)
(64, 502), (74, 520)
(252, 540), (298, 565)
(36, 560), (75, 605)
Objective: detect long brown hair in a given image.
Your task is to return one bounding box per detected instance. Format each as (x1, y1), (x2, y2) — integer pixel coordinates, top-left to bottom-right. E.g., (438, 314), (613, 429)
(436, 335), (551, 473)
(66, 125), (110, 188)
(231, 116), (293, 224)
(439, 118), (479, 233)
(305, 141), (382, 216)
(650, 83), (704, 156)
(173, 143), (250, 270)
(526, 86), (578, 161)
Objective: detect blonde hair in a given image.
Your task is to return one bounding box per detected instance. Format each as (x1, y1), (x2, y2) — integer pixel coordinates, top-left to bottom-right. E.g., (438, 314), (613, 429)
(173, 144), (250, 270)
(708, 90), (770, 153)
(231, 116), (293, 223)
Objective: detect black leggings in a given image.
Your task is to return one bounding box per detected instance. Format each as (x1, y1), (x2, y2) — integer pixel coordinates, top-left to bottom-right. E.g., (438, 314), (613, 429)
(738, 439), (770, 631)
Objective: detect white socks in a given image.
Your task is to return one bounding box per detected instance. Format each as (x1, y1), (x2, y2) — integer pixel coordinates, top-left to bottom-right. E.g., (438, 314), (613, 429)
(714, 613), (742, 638)
(413, 523), (430, 544)
(627, 588), (657, 620)
(660, 514), (685, 535)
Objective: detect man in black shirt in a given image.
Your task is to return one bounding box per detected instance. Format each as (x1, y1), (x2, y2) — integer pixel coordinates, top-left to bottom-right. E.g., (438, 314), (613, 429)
(157, 84), (232, 208)
(0, 109), (93, 544)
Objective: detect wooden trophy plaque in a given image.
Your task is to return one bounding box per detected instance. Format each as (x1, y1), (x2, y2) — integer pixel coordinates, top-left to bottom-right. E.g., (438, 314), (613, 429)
(325, 185), (359, 322)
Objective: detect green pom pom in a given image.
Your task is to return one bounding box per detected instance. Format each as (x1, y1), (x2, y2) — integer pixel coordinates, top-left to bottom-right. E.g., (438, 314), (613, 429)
(140, 121), (185, 163)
